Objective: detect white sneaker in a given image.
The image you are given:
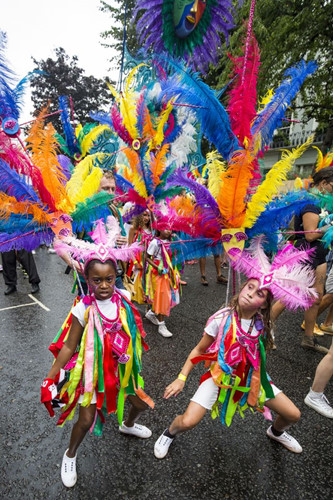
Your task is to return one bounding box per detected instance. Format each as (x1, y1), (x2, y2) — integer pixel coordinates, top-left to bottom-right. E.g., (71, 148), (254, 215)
(119, 422), (152, 438)
(304, 391), (333, 418)
(158, 322), (173, 338)
(154, 430), (174, 459)
(145, 309), (159, 325)
(266, 426), (302, 453)
(61, 449), (77, 488)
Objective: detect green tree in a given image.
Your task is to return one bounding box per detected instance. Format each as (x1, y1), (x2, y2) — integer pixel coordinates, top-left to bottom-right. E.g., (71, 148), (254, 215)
(30, 47), (111, 130)
(100, 0), (139, 60)
(207, 0), (333, 150)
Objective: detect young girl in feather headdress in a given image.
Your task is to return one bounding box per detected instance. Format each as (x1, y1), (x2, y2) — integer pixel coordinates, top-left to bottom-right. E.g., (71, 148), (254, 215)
(144, 214), (180, 338)
(154, 239), (317, 458)
(40, 218), (154, 488)
(127, 210), (153, 305)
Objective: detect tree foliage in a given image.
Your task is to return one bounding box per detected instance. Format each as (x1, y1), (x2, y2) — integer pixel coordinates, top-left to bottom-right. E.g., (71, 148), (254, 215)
(207, 0), (333, 149)
(100, 0), (139, 60)
(30, 47), (110, 131)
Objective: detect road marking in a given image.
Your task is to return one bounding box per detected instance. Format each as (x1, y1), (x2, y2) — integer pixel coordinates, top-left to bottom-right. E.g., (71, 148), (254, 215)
(0, 302), (37, 312)
(28, 294), (50, 312)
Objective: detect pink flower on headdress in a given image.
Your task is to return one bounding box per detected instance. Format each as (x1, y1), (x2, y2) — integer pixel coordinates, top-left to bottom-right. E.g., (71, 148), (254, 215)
(231, 236), (317, 310)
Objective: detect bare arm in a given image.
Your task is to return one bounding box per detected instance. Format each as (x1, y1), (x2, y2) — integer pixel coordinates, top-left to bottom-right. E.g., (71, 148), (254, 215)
(128, 226), (136, 245)
(163, 333), (216, 399)
(146, 254), (160, 272)
(302, 212), (322, 242)
(46, 316), (84, 380)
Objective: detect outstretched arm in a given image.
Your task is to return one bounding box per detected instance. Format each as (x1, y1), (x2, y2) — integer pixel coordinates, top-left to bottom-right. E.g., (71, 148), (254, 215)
(163, 334), (215, 399)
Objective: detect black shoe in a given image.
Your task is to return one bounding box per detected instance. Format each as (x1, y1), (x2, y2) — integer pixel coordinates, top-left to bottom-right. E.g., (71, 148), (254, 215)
(4, 285), (17, 295)
(31, 283), (40, 294)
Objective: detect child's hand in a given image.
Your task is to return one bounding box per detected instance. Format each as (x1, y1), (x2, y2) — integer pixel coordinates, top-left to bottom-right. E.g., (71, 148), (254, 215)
(163, 379), (185, 399)
(41, 378), (57, 417)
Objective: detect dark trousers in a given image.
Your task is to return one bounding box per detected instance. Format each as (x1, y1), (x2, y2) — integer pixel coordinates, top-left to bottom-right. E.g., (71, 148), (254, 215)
(1, 250), (40, 286)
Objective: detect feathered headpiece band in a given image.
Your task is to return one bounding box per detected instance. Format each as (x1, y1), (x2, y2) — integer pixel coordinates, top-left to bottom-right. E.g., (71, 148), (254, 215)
(54, 216), (142, 271)
(231, 237), (317, 310)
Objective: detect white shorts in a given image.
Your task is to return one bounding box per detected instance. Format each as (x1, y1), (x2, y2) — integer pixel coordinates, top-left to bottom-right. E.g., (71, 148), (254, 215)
(190, 376), (281, 410)
(78, 391), (97, 405)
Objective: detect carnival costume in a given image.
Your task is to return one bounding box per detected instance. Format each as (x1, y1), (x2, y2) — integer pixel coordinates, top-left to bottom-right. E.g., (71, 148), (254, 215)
(42, 217), (154, 435)
(128, 225), (153, 304)
(190, 238), (317, 427)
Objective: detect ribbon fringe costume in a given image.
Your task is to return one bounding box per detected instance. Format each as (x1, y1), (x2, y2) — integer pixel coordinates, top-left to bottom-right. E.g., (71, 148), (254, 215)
(145, 237), (180, 317)
(49, 289), (152, 436)
(192, 307), (274, 427)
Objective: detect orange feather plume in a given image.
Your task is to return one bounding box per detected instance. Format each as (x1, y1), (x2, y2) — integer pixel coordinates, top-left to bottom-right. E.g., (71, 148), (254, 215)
(0, 192), (51, 225)
(150, 144), (169, 187)
(218, 148), (255, 227)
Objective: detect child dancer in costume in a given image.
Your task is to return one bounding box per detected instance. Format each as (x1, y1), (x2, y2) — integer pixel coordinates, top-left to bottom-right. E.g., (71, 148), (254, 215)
(128, 210), (152, 305)
(154, 239), (317, 458)
(41, 217), (154, 488)
(144, 216), (180, 338)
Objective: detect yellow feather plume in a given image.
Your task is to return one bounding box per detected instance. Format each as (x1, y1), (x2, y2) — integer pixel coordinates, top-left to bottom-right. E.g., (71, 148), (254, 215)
(294, 177), (303, 190)
(80, 125), (111, 157)
(150, 144), (169, 187)
(313, 146), (333, 172)
(256, 89), (275, 114)
(70, 167), (103, 207)
(151, 100), (173, 150)
(244, 135), (314, 228)
(66, 153), (106, 205)
(218, 148), (255, 227)
(123, 147), (148, 198)
(206, 151), (227, 199)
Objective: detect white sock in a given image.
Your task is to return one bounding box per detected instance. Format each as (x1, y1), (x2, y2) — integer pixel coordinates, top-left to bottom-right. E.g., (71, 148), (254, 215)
(158, 321), (165, 326)
(309, 388), (323, 398)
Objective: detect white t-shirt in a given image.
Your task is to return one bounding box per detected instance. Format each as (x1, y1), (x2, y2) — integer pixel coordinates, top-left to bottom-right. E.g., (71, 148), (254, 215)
(205, 314), (259, 339)
(72, 290), (131, 327)
(147, 238), (168, 260)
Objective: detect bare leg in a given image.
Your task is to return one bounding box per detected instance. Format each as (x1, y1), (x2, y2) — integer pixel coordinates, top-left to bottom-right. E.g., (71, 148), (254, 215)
(271, 300), (286, 323)
(156, 313), (164, 322)
(323, 303), (333, 326)
(67, 404), (96, 458)
(214, 255), (221, 276)
(124, 395), (149, 427)
(304, 263), (326, 338)
(312, 339), (333, 393)
(265, 392), (300, 431)
(169, 401), (207, 436)
(317, 293), (333, 317)
(199, 257), (206, 276)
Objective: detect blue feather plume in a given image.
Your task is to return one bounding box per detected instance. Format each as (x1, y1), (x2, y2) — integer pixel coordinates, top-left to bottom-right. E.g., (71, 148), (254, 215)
(0, 214), (40, 234)
(156, 55), (239, 160)
(0, 159), (40, 202)
(251, 60), (317, 150)
(247, 191), (319, 251)
(90, 111), (114, 129)
(114, 173), (133, 193)
(0, 32), (20, 119)
(59, 96), (80, 156)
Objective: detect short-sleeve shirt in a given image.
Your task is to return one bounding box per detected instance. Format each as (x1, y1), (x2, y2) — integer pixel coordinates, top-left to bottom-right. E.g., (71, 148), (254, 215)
(72, 290), (131, 327)
(294, 204), (321, 238)
(205, 314), (259, 339)
(293, 203), (327, 267)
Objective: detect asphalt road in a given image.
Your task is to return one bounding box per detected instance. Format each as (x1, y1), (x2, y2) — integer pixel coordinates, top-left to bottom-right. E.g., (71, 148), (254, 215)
(0, 248), (332, 499)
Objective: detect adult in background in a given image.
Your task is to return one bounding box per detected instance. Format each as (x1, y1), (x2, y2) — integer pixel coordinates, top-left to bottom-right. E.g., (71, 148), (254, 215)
(1, 250), (40, 295)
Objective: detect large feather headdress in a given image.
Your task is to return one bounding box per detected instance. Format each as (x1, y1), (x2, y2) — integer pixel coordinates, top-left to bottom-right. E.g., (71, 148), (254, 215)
(232, 237), (317, 311)
(54, 216), (142, 271)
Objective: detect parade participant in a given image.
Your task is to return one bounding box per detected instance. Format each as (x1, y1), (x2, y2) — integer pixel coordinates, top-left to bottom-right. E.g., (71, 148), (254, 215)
(304, 341), (333, 418)
(144, 215), (180, 338)
(154, 239), (317, 458)
(41, 217), (153, 488)
(1, 249), (40, 295)
(128, 211), (152, 305)
(272, 167), (333, 353)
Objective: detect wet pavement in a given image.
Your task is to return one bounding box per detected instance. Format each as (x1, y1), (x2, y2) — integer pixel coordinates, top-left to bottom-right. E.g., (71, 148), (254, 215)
(0, 248), (332, 499)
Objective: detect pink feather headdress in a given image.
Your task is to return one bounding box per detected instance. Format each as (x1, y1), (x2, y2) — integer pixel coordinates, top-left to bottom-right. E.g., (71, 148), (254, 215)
(231, 237), (317, 310)
(54, 216), (142, 270)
